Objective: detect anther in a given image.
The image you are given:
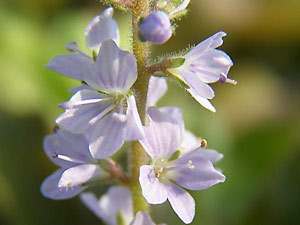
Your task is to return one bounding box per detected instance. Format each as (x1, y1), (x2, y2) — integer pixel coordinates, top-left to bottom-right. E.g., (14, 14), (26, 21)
(200, 139), (207, 148)
(188, 160), (195, 169)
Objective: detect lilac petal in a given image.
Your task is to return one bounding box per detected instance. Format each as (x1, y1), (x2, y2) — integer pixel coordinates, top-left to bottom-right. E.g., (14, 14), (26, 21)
(172, 151), (225, 190)
(89, 112), (127, 159)
(186, 31), (227, 58)
(45, 54), (93, 80)
(124, 95), (144, 141)
(146, 77), (168, 107)
(85, 40), (137, 94)
(170, 0), (191, 16)
(130, 211), (155, 225)
(181, 130), (200, 153)
(165, 182), (195, 224)
(187, 88), (216, 112)
(139, 165), (168, 204)
(158, 106), (184, 133)
(99, 186), (133, 225)
(43, 129), (93, 168)
(81, 186), (133, 225)
(56, 89), (114, 133)
(85, 7), (120, 52)
(41, 169), (86, 200)
(80, 193), (105, 221)
(180, 69), (215, 99)
(68, 84), (93, 93)
(140, 107), (182, 160)
(192, 147), (224, 163)
(58, 164), (102, 188)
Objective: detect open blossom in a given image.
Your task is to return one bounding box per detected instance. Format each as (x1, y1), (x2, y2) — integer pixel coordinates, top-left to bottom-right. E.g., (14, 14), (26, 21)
(45, 7), (119, 81)
(40, 129), (105, 200)
(139, 107), (225, 224)
(55, 39), (144, 159)
(168, 31), (235, 112)
(80, 187), (157, 225)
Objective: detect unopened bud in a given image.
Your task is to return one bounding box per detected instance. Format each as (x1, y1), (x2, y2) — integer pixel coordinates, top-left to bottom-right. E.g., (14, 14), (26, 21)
(138, 10), (172, 45)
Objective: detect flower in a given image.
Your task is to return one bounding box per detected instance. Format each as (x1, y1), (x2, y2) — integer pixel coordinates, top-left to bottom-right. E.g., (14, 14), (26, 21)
(56, 40), (144, 159)
(139, 10), (172, 44)
(80, 186), (158, 225)
(139, 107), (225, 224)
(40, 129), (105, 200)
(45, 7), (119, 81)
(168, 31), (235, 112)
(146, 76), (168, 107)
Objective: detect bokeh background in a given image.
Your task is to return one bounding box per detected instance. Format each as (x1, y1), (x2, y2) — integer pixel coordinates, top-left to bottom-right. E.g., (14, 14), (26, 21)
(0, 0), (299, 224)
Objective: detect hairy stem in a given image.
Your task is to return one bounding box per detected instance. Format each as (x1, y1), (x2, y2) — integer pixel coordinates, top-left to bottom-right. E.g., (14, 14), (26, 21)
(129, 0), (150, 215)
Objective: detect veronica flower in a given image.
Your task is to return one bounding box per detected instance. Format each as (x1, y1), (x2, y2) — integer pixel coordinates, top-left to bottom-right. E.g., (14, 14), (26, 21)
(80, 187), (158, 225)
(40, 129), (105, 200)
(56, 40), (144, 159)
(139, 107), (225, 224)
(168, 31), (235, 112)
(46, 7), (119, 81)
(146, 76), (168, 107)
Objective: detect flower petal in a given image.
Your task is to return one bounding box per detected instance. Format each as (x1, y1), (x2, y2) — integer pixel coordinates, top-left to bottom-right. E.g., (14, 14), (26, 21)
(140, 107), (182, 159)
(81, 186), (133, 225)
(170, 0), (191, 16)
(130, 211), (156, 225)
(56, 89), (114, 133)
(186, 31), (227, 58)
(165, 182), (195, 224)
(85, 7), (120, 52)
(89, 112), (127, 159)
(187, 88), (216, 112)
(45, 54), (93, 80)
(192, 147), (224, 163)
(85, 40), (137, 94)
(124, 95), (144, 141)
(146, 77), (168, 107)
(172, 151), (225, 190)
(43, 129), (93, 168)
(139, 165), (168, 204)
(181, 130), (200, 153)
(40, 169), (86, 200)
(58, 164), (103, 188)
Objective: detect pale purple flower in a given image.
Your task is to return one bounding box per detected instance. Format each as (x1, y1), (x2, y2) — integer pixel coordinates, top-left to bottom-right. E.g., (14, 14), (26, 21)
(45, 7), (119, 81)
(146, 77), (168, 107)
(56, 40), (144, 159)
(40, 129), (105, 200)
(80, 186), (133, 225)
(139, 10), (172, 44)
(80, 187), (158, 225)
(168, 31), (236, 112)
(139, 107), (225, 224)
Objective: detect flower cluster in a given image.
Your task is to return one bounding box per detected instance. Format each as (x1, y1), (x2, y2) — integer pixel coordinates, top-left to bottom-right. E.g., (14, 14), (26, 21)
(42, 1), (235, 224)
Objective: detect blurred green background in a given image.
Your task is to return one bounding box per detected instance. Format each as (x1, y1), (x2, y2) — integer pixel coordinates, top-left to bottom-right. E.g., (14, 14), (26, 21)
(0, 0), (299, 224)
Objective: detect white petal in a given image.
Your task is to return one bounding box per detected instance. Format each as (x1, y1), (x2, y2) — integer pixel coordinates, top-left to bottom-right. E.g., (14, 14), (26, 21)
(166, 182), (195, 224)
(85, 40), (137, 94)
(181, 130), (200, 153)
(41, 169), (86, 200)
(45, 54), (93, 80)
(139, 165), (168, 204)
(89, 112), (127, 159)
(58, 164), (102, 188)
(187, 88), (216, 112)
(124, 95), (145, 141)
(85, 7), (120, 52)
(140, 107), (182, 160)
(130, 211), (156, 225)
(146, 77), (168, 107)
(170, 0), (191, 16)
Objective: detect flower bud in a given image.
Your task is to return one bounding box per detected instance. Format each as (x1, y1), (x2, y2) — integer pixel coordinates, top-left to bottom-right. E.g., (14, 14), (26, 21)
(138, 10), (172, 44)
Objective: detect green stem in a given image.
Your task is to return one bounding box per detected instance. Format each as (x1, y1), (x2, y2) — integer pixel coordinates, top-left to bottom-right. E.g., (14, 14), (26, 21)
(129, 0), (150, 215)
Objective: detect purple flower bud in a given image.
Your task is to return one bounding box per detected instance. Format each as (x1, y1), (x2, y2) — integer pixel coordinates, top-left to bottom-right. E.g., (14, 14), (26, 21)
(139, 10), (172, 44)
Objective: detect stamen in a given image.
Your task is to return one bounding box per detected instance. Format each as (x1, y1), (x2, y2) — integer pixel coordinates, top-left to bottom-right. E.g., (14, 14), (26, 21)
(188, 160), (195, 169)
(200, 139), (207, 148)
(220, 73), (237, 85)
(52, 152), (86, 164)
(89, 104), (116, 124)
(165, 160), (195, 172)
(59, 97), (112, 110)
(65, 42), (93, 60)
